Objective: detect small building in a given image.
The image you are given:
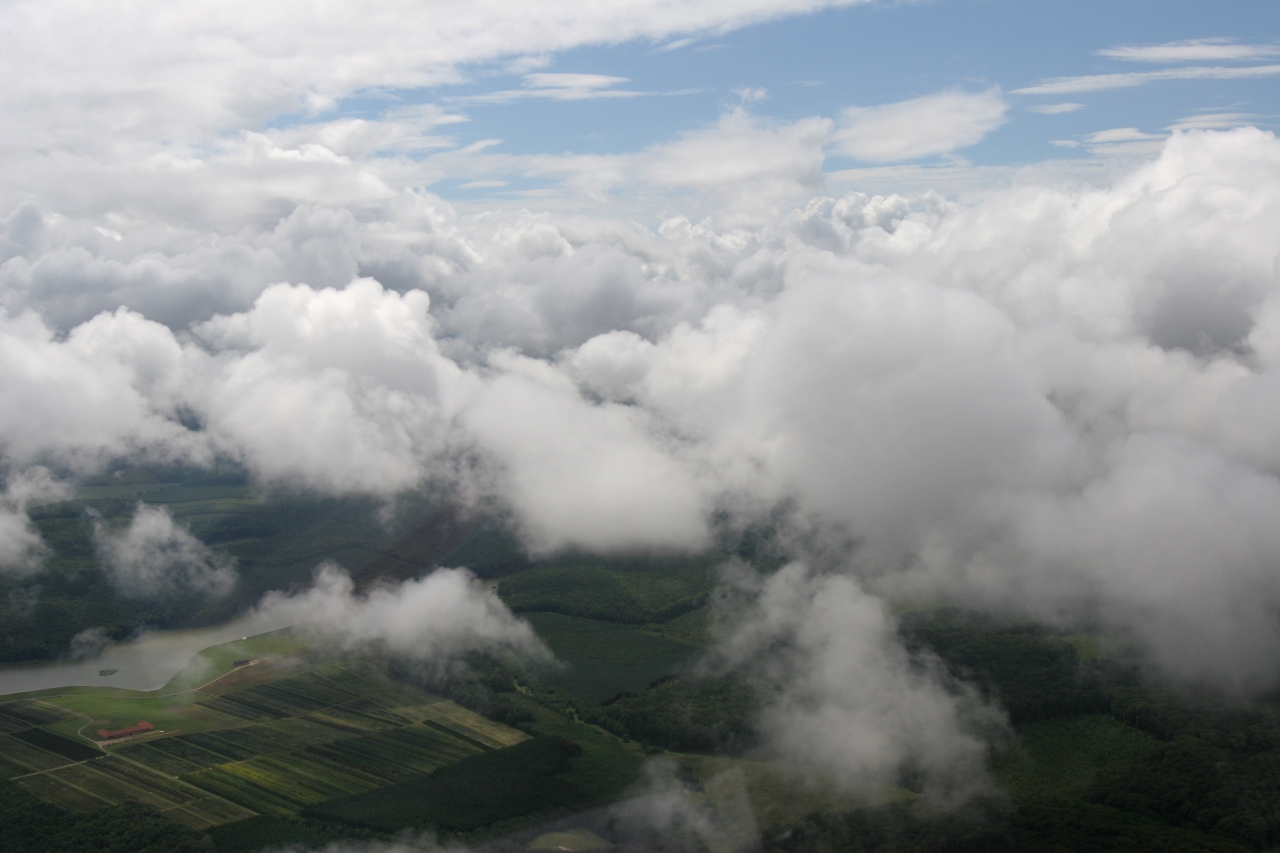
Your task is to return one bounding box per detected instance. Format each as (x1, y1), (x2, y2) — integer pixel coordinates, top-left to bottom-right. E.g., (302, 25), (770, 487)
(232, 659), (252, 667)
(97, 720), (154, 740)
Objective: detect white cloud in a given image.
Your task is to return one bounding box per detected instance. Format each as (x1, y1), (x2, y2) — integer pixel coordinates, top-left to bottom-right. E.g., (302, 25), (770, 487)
(94, 504), (237, 598)
(0, 0), (872, 157)
(1168, 112), (1262, 131)
(4, 122), (1280, 722)
(1014, 63), (1280, 95)
(461, 72), (642, 104)
(716, 562), (999, 799)
(464, 356), (710, 555)
(1086, 127), (1165, 143)
(1027, 102), (1084, 115)
(254, 563), (548, 664)
(0, 467), (70, 577)
(1099, 38), (1280, 63)
(832, 89), (1008, 162)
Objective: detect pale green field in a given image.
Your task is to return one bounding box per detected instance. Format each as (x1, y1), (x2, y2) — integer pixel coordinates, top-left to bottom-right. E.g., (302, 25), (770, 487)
(528, 828), (611, 850)
(29, 629), (306, 744)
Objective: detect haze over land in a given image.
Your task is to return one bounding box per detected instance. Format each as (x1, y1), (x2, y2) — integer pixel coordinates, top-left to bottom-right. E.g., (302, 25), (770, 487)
(2, 0), (1280, 825)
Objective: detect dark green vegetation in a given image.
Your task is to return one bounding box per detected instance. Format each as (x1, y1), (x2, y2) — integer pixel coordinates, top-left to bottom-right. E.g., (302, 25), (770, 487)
(9, 481), (1280, 852)
(497, 557), (714, 624)
(0, 779), (214, 853)
(0, 467), (522, 662)
(410, 601), (1280, 852)
(522, 612), (702, 703)
(306, 736), (585, 832)
(755, 614), (1280, 852)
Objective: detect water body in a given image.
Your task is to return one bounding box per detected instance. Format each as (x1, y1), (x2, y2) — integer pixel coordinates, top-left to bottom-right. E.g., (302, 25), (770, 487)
(0, 611), (295, 696)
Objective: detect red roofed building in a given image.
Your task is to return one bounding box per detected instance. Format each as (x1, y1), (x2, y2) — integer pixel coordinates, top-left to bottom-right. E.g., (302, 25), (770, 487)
(97, 720), (154, 740)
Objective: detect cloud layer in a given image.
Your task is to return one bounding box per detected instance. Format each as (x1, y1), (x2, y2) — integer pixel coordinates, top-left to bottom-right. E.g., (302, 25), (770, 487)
(3, 128), (1280, 698)
(4, 107), (1280, 796)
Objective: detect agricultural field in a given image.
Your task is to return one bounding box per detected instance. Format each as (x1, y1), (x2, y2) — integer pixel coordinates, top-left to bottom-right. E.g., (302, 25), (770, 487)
(0, 654), (531, 835)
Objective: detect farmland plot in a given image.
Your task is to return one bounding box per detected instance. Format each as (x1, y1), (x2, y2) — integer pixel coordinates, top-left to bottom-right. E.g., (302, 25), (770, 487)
(0, 700), (76, 728)
(14, 655), (530, 830)
(0, 733), (75, 772)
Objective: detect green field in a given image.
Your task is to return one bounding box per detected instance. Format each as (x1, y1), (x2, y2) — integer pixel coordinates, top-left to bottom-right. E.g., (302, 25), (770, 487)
(0, 653), (531, 834)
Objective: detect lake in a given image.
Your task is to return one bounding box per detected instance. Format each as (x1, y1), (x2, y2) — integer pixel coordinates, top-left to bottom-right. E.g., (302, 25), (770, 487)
(0, 610), (295, 696)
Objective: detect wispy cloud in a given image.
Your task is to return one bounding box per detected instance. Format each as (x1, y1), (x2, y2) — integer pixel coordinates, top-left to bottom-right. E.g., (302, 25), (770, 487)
(1099, 38), (1280, 63)
(654, 37), (697, 52)
(1027, 103), (1084, 115)
(460, 72), (643, 104)
(1014, 64), (1280, 95)
(1086, 127), (1164, 144)
(1168, 112), (1267, 131)
(833, 88), (1008, 162)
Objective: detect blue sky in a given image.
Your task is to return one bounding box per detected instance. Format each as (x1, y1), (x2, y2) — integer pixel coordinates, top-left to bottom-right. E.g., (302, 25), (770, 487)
(316, 0), (1280, 198)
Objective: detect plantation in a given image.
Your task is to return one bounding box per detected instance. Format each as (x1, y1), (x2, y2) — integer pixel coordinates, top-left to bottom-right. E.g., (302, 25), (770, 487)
(0, 653), (531, 841)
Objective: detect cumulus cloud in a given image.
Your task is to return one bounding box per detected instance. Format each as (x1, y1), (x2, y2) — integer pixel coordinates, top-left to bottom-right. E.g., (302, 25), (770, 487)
(253, 563), (547, 664)
(94, 504), (237, 598)
(716, 562), (999, 800)
(5, 129), (1280, 702)
(4, 106), (1280, 802)
(10, 0), (1280, 825)
(833, 89), (1008, 162)
(0, 467), (70, 576)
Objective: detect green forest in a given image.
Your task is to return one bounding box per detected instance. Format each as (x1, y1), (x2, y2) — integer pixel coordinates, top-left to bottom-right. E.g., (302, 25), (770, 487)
(5, 482), (1280, 852)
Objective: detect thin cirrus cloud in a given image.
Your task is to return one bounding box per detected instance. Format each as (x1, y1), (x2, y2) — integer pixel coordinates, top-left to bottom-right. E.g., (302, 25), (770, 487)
(1098, 38), (1280, 63)
(832, 88), (1008, 162)
(1027, 103), (1084, 115)
(459, 72), (645, 104)
(1014, 63), (1280, 95)
(1167, 112), (1265, 131)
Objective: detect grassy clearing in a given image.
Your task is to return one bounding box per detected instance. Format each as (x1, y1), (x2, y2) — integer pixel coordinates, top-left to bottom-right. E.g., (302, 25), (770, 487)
(525, 612), (701, 704)
(164, 628), (307, 693)
(45, 691), (238, 741)
(680, 754), (892, 832)
(528, 828), (611, 851)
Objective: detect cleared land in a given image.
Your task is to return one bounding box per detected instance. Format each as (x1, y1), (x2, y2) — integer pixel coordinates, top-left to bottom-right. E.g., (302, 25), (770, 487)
(0, 655), (528, 829)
